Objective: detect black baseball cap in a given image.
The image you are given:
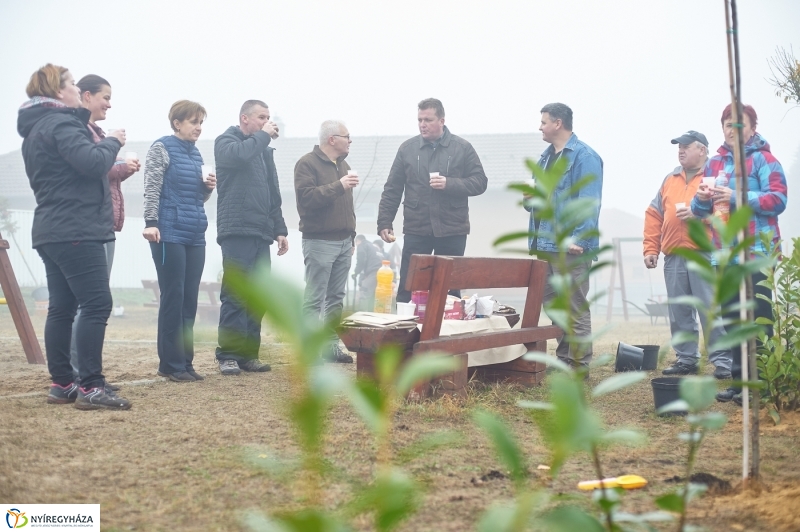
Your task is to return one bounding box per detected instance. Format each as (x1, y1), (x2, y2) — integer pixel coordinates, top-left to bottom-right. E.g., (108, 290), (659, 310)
(671, 130), (708, 147)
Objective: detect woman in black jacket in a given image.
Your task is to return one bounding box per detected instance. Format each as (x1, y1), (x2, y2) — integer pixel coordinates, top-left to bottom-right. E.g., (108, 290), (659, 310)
(17, 63), (131, 410)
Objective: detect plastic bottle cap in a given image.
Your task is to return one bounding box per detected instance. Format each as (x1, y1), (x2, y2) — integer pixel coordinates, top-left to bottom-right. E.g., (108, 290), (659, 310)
(382, 260), (390, 265)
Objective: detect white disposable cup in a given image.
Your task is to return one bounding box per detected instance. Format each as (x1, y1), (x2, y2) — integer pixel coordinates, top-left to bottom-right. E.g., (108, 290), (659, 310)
(107, 129), (118, 137)
(675, 202), (686, 211)
(702, 177), (715, 188)
(201, 164), (213, 182)
(396, 301), (416, 316)
(348, 169), (358, 177)
(125, 151), (137, 162)
(430, 172), (440, 178)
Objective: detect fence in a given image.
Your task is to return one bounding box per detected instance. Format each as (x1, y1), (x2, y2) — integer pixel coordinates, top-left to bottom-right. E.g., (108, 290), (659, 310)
(2, 210), (308, 289)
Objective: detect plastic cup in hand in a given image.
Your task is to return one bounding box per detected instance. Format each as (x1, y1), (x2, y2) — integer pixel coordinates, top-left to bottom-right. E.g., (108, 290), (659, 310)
(430, 172), (440, 179)
(125, 151), (138, 162)
(348, 169), (358, 177)
(675, 202), (686, 211)
(702, 177), (715, 189)
(107, 129), (118, 137)
(201, 164), (213, 182)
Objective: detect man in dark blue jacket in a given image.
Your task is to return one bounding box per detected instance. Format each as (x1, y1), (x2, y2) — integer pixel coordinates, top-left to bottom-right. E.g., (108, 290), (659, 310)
(214, 100), (289, 375)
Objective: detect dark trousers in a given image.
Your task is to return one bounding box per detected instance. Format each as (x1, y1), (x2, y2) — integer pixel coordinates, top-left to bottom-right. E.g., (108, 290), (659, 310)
(216, 236), (271, 363)
(397, 234), (467, 303)
(70, 241), (115, 378)
(724, 271), (772, 389)
(150, 242), (205, 374)
(37, 241), (112, 389)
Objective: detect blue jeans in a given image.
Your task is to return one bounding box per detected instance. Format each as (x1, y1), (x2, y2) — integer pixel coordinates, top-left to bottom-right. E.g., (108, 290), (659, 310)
(150, 242), (205, 374)
(216, 236), (271, 363)
(302, 238), (353, 345)
(37, 241), (112, 389)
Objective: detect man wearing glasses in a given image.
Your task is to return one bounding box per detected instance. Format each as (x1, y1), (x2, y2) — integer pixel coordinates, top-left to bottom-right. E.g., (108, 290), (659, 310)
(294, 120), (357, 363)
(377, 98), (488, 303)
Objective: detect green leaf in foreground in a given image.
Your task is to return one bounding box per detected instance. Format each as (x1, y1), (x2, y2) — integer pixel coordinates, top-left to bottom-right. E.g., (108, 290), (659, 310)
(473, 410), (527, 482)
(592, 372), (646, 397)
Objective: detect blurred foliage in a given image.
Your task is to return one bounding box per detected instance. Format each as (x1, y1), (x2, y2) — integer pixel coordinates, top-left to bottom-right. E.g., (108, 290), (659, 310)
(756, 236), (800, 422)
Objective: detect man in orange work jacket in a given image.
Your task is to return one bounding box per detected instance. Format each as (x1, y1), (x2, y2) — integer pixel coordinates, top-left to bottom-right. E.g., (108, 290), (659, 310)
(643, 131), (732, 379)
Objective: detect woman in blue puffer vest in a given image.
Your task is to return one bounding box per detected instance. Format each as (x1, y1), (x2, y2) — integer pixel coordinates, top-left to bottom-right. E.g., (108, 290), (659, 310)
(143, 100), (216, 382)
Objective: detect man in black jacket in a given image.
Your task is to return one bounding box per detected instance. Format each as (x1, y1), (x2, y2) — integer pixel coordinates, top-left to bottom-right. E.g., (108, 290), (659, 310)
(214, 100), (289, 375)
(377, 98), (488, 302)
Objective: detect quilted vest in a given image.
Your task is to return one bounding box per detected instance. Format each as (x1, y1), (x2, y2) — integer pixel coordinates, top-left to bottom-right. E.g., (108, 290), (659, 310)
(156, 135), (208, 246)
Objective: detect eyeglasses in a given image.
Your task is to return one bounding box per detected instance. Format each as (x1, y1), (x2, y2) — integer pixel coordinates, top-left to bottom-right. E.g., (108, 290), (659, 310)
(333, 135), (351, 140)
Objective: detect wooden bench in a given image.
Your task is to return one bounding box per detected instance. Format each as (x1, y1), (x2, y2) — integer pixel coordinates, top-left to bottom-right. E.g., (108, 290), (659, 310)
(141, 280), (222, 322)
(339, 255), (563, 398)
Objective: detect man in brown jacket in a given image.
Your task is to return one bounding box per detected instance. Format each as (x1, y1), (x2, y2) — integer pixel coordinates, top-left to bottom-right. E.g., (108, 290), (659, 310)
(294, 120), (357, 363)
(377, 98), (488, 303)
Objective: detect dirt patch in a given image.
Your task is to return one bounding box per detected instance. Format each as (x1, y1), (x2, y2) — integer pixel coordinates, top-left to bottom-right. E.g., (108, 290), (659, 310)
(664, 472), (733, 495)
(2, 304), (800, 531)
(699, 483), (800, 532)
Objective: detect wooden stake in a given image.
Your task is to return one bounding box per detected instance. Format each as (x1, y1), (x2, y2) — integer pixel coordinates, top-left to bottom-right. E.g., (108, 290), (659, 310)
(0, 231), (44, 365)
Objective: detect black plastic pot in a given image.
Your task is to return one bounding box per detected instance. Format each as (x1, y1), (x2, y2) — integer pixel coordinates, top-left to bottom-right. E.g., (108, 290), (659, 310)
(615, 342), (643, 372)
(651, 377), (686, 416)
(635, 344), (659, 371)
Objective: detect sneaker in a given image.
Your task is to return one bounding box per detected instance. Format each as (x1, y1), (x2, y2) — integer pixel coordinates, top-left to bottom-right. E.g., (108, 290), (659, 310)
(240, 359), (271, 372)
(47, 382), (79, 404)
(323, 345), (353, 364)
(662, 362), (698, 376)
(219, 359), (241, 375)
(186, 368), (205, 381)
(157, 371), (196, 382)
(716, 387), (739, 403)
(74, 386), (131, 411)
(106, 383), (121, 392)
(713, 367), (732, 380)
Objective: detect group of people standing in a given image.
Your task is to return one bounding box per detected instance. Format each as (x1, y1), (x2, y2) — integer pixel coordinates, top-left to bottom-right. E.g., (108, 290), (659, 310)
(643, 104), (787, 405)
(17, 61), (786, 412)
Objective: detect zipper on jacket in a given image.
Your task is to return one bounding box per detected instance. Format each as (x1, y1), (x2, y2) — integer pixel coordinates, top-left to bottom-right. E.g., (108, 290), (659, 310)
(417, 155), (420, 176)
(446, 155), (451, 175)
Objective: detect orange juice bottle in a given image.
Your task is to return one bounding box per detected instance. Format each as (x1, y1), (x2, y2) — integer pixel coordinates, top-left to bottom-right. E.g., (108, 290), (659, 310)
(374, 261), (394, 313)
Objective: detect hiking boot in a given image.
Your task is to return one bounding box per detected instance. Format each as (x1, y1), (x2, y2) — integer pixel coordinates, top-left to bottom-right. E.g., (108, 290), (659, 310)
(240, 359), (271, 372)
(74, 386), (131, 411)
(716, 387), (739, 403)
(713, 367), (732, 380)
(219, 359), (241, 375)
(47, 382), (79, 404)
(323, 345), (353, 364)
(662, 362), (698, 376)
(732, 392), (749, 406)
(157, 371), (196, 382)
(186, 368), (205, 381)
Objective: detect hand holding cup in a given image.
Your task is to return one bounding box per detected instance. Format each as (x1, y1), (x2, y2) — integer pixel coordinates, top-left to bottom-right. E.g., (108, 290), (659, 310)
(108, 128), (126, 146)
(340, 168), (359, 189)
(429, 172), (446, 190)
(675, 203), (693, 221)
(262, 121), (279, 139)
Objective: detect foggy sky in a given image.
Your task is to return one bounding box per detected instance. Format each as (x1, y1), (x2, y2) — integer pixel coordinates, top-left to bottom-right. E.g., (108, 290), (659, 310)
(1, 0), (797, 236)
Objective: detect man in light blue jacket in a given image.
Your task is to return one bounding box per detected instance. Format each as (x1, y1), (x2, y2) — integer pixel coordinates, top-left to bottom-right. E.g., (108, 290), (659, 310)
(527, 103), (603, 369)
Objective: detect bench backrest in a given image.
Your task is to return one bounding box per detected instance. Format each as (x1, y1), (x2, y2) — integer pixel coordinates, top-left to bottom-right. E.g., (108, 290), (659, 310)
(405, 255), (558, 353)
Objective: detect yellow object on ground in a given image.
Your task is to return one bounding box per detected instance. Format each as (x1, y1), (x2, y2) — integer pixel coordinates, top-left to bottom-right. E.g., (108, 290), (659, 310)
(578, 475), (648, 490)
(0, 298), (6, 305)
